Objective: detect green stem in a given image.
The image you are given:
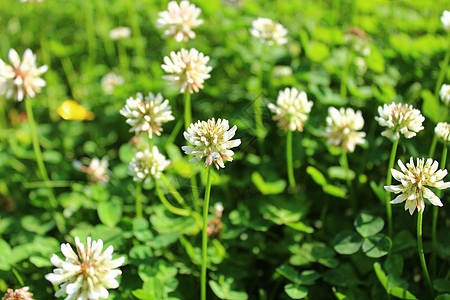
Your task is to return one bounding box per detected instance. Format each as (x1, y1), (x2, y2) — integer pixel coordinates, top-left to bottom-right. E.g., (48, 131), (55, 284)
(341, 150), (355, 213)
(155, 182), (190, 216)
(118, 42), (129, 79)
(340, 48), (352, 99)
(136, 181), (143, 219)
(25, 98), (57, 208)
(167, 119), (183, 145)
(184, 91), (192, 130)
(417, 212), (433, 292)
(83, 0), (97, 66)
(286, 131), (296, 190)
(385, 138), (399, 237)
(435, 32), (450, 103)
(255, 45), (266, 154)
(12, 267), (25, 286)
(0, 97), (6, 129)
(183, 91), (200, 210)
(431, 143), (447, 275)
(429, 135), (438, 158)
(127, 0), (146, 70)
(201, 167), (212, 300)
(160, 173), (186, 206)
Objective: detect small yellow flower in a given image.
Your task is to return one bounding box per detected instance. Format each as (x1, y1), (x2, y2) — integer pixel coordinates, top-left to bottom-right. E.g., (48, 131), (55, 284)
(57, 100), (95, 121)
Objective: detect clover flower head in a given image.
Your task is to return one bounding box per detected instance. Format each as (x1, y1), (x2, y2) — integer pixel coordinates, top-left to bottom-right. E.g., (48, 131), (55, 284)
(128, 146), (171, 183)
(156, 0), (203, 42)
(45, 236), (124, 300)
(101, 73), (124, 95)
(0, 48), (47, 101)
(385, 158), (450, 215)
(250, 17), (288, 46)
(375, 102), (425, 140)
(2, 287), (34, 300)
(442, 10), (450, 31)
(182, 118), (241, 169)
(74, 157), (110, 184)
(120, 92), (175, 139)
(325, 107), (366, 152)
(435, 122), (450, 143)
(440, 84), (450, 106)
(109, 27), (131, 40)
(161, 48), (212, 94)
(268, 88), (313, 132)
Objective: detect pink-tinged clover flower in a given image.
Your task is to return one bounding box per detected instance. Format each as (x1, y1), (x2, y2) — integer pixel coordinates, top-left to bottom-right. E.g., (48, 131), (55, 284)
(375, 102), (424, 140)
(325, 107), (366, 152)
(0, 49), (47, 101)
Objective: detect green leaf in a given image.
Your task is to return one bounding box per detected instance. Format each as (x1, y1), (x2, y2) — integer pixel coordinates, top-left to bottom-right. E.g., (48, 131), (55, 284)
(97, 201), (122, 227)
(251, 171), (286, 195)
(306, 166), (327, 186)
(435, 294), (450, 300)
(373, 263), (417, 299)
(362, 234), (392, 258)
(29, 255), (53, 268)
(434, 279), (450, 293)
(333, 231), (363, 255)
(323, 184), (347, 199)
(0, 239), (11, 271)
(354, 213), (384, 237)
(119, 143), (134, 163)
(209, 278), (249, 300)
(132, 289), (156, 300)
(328, 166), (355, 181)
(421, 89), (441, 124)
(284, 284), (308, 299)
(306, 41), (330, 62)
(286, 221), (314, 233)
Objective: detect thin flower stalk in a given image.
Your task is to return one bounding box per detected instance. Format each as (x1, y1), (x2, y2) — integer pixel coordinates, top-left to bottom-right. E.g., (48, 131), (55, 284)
(417, 212), (433, 292)
(155, 181), (190, 217)
(255, 45), (266, 154)
(431, 143), (447, 275)
(25, 98), (57, 208)
(201, 167), (212, 300)
(136, 181), (143, 219)
(385, 138), (399, 237)
(286, 130), (295, 190)
(341, 150), (356, 213)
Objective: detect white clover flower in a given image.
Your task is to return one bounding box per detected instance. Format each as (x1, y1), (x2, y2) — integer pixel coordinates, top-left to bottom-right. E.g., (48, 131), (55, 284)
(268, 88), (313, 132)
(0, 49), (47, 101)
(120, 92), (174, 139)
(250, 17), (288, 46)
(101, 72), (124, 95)
(109, 27), (131, 40)
(161, 48), (212, 94)
(128, 146), (171, 183)
(435, 122), (450, 143)
(182, 118), (241, 169)
(375, 102), (425, 140)
(214, 202), (224, 218)
(440, 84), (450, 106)
(441, 10), (450, 31)
(74, 157), (110, 184)
(385, 158), (450, 215)
(156, 0), (203, 42)
(45, 237), (124, 300)
(2, 287), (34, 300)
(272, 66), (293, 78)
(325, 107), (366, 152)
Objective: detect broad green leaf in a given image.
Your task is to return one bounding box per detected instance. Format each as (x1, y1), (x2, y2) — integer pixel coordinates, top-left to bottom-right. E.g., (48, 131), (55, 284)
(436, 294), (450, 300)
(421, 89), (441, 124)
(306, 166), (327, 186)
(98, 201), (122, 227)
(323, 264), (361, 287)
(333, 231), (363, 255)
(0, 239), (11, 271)
(306, 41), (330, 62)
(209, 279), (249, 300)
(328, 166), (355, 181)
(323, 184), (347, 199)
(354, 213), (384, 237)
(132, 289), (156, 300)
(251, 171), (286, 195)
(286, 221), (314, 233)
(284, 284), (308, 299)
(119, 143), (134, 163)
(434, 279), (450, 293)
(373, 263), (417, 299)
(362, 234), (392, 258)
